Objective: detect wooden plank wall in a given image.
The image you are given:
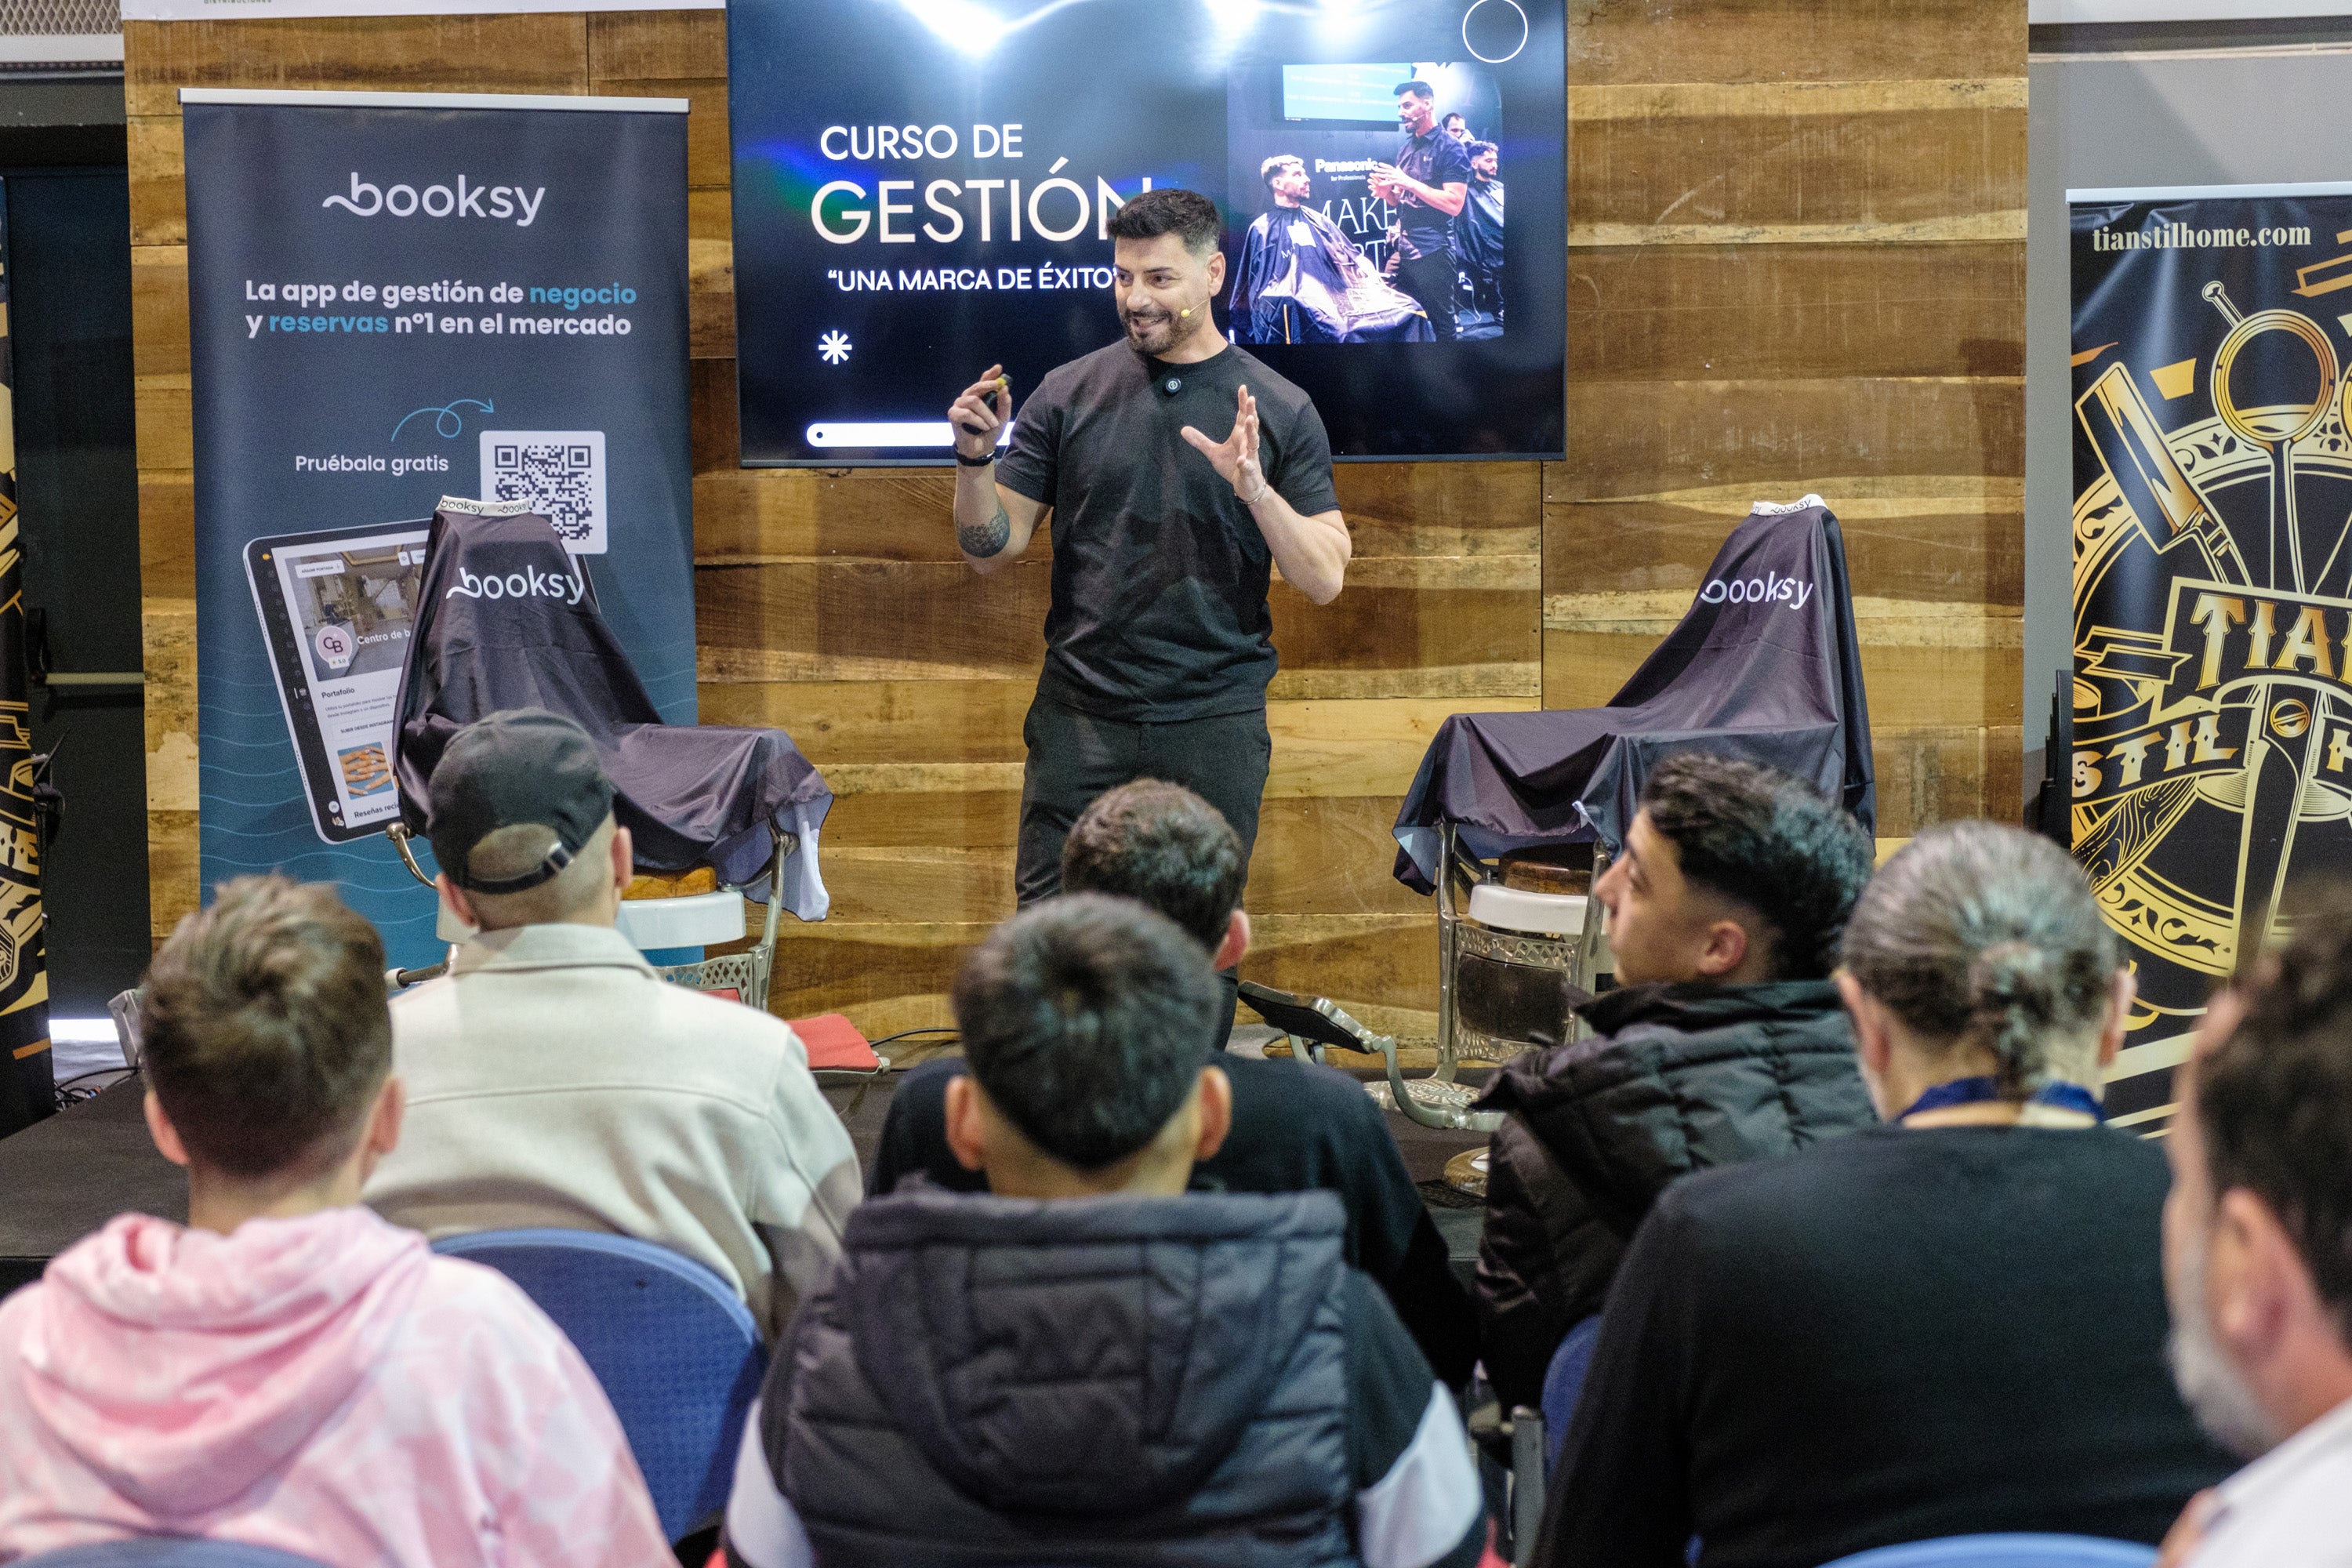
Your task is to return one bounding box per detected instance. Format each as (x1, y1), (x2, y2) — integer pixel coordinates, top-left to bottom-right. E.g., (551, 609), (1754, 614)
(130, 2), (2023, 1044)
(1555, 0), (2027, 829)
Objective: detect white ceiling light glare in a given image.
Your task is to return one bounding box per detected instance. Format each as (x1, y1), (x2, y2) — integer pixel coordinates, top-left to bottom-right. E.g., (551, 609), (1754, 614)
(1205, 0), (1261, 36)
(1461, 0), (1527, 64)
(902, 0), (1011, 56)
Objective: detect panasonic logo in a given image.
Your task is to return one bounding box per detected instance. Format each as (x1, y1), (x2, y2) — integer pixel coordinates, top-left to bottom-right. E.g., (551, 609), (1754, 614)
(1700, 570), (1813, 610)
(323, 173), (546, 227)
(445, 564), (586, 606)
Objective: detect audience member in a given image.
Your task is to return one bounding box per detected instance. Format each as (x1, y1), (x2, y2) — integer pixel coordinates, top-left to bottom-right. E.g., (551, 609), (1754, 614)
(869, 779), (1479, 1382)
(1474, 753), (1879, 1410)
(364, 709), (858, 1340)
(0, 877), (670, 1567)
(2152, 906), (2352, 1566)
(1536, 822), (2232, 1567)
(727, 895), (1486, 1568)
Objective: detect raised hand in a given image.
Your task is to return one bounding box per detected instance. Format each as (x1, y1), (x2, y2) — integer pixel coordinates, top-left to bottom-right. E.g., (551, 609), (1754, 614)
(949, 364), (1011, 459)
(1180, 384), (1271, 505)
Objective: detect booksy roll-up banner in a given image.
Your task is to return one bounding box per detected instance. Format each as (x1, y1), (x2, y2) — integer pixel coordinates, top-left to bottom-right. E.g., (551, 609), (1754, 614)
(2069, 180), (2352, 1129)
(183, 89), (693, 967)
(0, 176), (54, 1138)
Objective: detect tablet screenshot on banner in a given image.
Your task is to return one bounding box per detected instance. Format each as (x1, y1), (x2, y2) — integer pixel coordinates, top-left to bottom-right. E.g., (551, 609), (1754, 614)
(246, 522), (428, 840)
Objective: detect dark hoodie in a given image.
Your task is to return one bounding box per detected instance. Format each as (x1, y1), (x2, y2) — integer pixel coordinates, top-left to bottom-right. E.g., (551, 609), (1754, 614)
(1472, 979), (1875, 1410)
(736, 1186), (1484, 1568)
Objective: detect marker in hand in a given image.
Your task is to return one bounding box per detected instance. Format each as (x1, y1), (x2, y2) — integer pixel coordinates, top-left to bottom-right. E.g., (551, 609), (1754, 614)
(949, 365), (1011, 459)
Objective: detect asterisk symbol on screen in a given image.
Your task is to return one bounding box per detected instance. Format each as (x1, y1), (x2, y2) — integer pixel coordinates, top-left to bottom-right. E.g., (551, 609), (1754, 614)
(818, 330), (853, 365)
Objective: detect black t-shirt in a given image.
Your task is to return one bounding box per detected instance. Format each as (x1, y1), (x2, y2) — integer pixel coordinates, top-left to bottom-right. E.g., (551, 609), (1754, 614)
(869, 1053), (1478, 1384)
(1393, 128), (1474, 260)
(995, 339), (1339, 721)
(1536, 1125), (2235, 1568)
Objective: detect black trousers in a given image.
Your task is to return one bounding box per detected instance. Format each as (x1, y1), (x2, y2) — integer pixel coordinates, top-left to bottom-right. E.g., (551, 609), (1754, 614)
(1016, 696), (1272, 1038)
(1392, 249), (1459, 341)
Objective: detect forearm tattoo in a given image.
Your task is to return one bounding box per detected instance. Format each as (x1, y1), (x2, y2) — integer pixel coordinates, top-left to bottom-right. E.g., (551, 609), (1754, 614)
(959, 498), (1012, 558)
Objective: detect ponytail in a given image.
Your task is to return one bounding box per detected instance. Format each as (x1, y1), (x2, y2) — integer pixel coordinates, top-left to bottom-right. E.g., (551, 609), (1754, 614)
(1842, 822), (2118, 1092)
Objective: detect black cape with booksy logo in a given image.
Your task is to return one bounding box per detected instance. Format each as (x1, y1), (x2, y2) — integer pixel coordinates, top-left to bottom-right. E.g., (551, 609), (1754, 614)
(392, 504), (832, 915)
(1391, 497), (1876, 893)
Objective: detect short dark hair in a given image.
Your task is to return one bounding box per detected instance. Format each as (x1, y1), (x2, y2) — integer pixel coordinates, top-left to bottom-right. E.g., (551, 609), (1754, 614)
(1105, 187), (1221, 258)
(1394, 80), (1434, 100)
(141, 876), (392, 1179)
(1639, 753), (1875, 979)
(1443, 112), (1467, 127)
(1469, 140), (1497, 158)
(952, 895), (1220, 1171)
(1061, 780), (1244, 950)
(2200, 895), (2352, 1344)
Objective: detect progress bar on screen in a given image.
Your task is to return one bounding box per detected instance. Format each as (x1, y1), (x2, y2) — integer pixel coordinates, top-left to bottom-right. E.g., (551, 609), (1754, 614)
(806, 422), (1015, 448)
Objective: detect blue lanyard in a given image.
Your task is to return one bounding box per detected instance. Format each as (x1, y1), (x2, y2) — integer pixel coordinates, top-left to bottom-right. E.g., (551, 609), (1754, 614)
(1899, 1074), (2105, 1123)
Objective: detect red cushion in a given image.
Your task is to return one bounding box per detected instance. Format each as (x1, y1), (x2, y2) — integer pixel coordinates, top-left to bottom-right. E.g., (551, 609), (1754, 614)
(789, 1012), (880, 1071)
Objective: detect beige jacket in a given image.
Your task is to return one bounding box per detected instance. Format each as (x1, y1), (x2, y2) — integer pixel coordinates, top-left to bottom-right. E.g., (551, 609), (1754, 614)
(363, 923), (859, 1339)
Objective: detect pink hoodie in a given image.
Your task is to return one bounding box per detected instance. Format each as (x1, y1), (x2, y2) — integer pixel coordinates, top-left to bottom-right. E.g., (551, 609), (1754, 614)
(0, 1207), (672, 1568)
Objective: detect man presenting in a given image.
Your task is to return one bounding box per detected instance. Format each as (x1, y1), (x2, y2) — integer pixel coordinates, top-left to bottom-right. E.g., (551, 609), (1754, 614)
(946, 187), (1349, 930)
(1370, 80), (1472, 341)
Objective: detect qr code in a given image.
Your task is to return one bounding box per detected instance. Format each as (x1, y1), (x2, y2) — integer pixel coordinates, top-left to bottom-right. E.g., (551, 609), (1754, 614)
(479, 430), (608, 554)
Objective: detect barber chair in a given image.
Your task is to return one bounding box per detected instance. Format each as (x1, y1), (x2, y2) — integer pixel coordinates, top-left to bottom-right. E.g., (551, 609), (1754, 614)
(1391, 495), (1878, 1091)
(382, 499), (833, 1014)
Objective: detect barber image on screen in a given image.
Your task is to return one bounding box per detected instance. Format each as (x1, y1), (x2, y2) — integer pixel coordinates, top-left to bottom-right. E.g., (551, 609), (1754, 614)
(1230, 155), (1434, 345)
(1454, 140), (1504, 341)
(942, 189), (1349, 1007)
(1370, 78), (1472, 343)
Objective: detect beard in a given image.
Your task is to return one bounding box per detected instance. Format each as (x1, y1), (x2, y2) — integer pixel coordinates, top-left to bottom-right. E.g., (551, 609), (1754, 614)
(2167, 1230), (2281, 1458)
(1120, 299), (1198, 357)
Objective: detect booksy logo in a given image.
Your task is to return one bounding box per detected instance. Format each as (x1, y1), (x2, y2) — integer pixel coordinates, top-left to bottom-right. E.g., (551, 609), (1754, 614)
(322, 173), (546, 227)
(1700, 569), (1813, 611)
(445, 563), (586, 607)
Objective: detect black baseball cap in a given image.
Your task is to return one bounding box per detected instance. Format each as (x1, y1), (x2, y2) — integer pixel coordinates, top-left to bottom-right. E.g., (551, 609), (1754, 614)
(428, 709), (615, 894)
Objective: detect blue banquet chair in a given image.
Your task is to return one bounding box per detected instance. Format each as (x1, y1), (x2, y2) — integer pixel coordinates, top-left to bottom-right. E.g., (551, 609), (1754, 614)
(1817, 1536), (2158, 1568)
(1540, 1314), (1603, 1474)
(430, 1227), (764, 1541)
(20, 1542), (335, 1568)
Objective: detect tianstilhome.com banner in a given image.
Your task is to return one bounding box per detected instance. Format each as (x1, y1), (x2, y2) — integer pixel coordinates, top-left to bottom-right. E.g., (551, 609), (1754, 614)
(2071, 181), (2352, 1127)
(183, 89), (693, 965)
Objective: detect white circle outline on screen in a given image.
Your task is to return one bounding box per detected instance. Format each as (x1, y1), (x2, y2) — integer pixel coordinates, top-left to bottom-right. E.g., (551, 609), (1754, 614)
(1461, 0), (1529, 64)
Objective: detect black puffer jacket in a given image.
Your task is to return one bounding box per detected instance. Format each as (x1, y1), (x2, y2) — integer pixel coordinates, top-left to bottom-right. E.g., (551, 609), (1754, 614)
(1472, 979), (1875, 1410)
(768, 1185), (1361, 1566)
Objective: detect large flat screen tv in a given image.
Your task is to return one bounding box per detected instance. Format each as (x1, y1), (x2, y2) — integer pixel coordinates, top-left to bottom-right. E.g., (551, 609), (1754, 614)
(726, 0), (1564, 464)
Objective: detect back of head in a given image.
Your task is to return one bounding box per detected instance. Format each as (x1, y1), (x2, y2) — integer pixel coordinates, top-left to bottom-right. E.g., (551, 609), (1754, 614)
(460, 817), (617, 927)
(951, 894), (1220, 1171)
(1639, 753), (1876, 979)
(2199, 897), (2352, 1347)
(427, 707), (618, 928)
(1104, 187), (1221, 258)
(1840, 820), (2119, 1094)
(1059, 780), (1243, 951)
(141, 875), (391, 1179)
